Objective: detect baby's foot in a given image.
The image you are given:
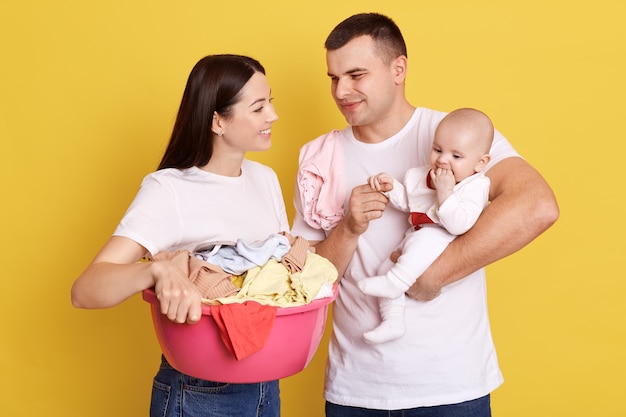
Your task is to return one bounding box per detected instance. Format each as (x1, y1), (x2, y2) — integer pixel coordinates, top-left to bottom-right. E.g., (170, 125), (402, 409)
(358, 275), (406, 298)
(363, 317), (406, 344)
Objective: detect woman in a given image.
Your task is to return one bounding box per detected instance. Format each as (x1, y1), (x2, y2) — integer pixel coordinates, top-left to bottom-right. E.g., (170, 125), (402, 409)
(71, 54), (288, 417)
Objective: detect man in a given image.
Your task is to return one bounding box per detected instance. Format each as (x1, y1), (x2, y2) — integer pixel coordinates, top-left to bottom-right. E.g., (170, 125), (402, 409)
(292, 13), (558, 417)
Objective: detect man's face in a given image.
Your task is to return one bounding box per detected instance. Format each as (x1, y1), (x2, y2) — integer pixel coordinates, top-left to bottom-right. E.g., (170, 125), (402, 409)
(326, 36), (398, 128)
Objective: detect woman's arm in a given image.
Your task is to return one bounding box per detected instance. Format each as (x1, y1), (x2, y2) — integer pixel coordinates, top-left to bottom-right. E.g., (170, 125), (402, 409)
(71, 236), (203, 323)
(407, 157), (559, 300)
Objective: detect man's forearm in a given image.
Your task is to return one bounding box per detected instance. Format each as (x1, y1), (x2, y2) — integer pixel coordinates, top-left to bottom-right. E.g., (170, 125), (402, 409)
(313, 221), (360, 280)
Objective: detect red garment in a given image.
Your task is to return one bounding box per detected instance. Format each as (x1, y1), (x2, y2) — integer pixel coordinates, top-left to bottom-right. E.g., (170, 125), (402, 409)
(410, 212), (435, 230)
(409, 169), (436, 230)
(210, 302), (277, 360)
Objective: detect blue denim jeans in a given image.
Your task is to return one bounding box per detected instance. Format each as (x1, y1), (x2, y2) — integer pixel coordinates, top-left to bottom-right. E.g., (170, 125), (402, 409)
(150, 355), (280, 417)
(325, 395), (491, 417)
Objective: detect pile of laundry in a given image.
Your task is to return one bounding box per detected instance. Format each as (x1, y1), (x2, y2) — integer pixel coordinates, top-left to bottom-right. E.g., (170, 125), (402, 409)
(151, 232), (338, 308)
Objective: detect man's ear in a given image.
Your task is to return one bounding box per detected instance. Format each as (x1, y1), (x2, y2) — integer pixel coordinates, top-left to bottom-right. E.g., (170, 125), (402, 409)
(475, 154), (492, 172)
(392, 55), (408, 84)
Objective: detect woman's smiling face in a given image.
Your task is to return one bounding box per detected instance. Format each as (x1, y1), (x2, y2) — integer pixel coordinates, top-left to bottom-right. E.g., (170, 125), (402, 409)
(219, 71), (278, 154)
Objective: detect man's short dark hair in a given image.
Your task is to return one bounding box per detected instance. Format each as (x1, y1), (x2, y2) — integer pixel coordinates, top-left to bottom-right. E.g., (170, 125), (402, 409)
(325, 13), (407, 63)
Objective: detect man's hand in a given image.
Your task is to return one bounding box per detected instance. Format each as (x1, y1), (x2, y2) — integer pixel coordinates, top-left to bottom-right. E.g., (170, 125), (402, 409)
(390, 249), (442, 301)
(406, 274), (442, 301)
(342, 183), (389, 236)
(314, 184), (389, 278)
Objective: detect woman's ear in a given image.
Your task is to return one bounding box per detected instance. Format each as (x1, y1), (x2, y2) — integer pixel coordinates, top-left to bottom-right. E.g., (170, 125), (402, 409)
(211, 111), (224, 136)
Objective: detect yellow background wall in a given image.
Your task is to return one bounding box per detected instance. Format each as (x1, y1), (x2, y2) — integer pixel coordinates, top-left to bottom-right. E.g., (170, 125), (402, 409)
(1, 1), (624, 416)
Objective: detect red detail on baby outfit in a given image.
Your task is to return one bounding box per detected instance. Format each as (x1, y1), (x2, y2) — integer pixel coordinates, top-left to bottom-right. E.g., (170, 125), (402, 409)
(410, 212), (435, 230)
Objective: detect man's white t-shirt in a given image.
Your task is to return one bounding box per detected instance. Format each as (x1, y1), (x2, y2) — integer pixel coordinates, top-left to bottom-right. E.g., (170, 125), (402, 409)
(292, 107), (519, 409)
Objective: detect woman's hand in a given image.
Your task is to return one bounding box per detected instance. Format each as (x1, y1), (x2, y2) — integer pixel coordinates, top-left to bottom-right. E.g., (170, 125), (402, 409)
(150, 259), (203, 324)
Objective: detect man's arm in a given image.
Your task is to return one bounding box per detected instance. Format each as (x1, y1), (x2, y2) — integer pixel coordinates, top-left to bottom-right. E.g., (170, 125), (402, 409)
(406, 157), (559, 300)
(313, 183), (389, 278)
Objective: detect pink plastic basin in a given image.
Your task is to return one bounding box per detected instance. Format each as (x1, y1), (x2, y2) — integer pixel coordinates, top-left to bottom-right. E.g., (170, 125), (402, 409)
(142, 285), (337, 383)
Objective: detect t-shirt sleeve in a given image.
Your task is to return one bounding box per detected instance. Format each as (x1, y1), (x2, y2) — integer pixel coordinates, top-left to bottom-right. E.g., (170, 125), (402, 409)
(113, 174), (181, 256)
(484, 129), (521, 172)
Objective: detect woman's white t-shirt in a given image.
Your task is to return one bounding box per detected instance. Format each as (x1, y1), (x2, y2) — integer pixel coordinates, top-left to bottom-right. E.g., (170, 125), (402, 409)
(114, 159), (290, 255)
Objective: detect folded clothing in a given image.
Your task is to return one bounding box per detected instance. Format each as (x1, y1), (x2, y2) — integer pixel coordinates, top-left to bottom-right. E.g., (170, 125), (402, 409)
(280, 233), (310, 273)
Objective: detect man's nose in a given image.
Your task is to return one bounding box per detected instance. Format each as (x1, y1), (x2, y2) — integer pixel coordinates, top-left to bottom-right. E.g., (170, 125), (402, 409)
(334, 78), (351, 99)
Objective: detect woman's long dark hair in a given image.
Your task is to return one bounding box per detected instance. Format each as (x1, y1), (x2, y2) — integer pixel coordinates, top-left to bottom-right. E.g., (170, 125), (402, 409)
(158, 54), (265, 170)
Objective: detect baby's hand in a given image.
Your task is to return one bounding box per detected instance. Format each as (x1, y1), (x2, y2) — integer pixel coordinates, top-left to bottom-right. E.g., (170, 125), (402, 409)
(430, 168), (456, 191)
(367, 172), (393, 192)
(430, 168), (456, 205)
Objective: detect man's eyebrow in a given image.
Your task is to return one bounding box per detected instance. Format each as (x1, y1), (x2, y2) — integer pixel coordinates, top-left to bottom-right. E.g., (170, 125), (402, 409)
(327, 67), (368, 77)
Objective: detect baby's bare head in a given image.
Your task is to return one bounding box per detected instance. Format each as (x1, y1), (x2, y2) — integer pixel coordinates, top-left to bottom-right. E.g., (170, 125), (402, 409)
(436, 108), (494, 154)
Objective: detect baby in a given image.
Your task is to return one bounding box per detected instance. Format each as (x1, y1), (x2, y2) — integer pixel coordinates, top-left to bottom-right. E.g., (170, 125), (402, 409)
(359, 107), (494, 344)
